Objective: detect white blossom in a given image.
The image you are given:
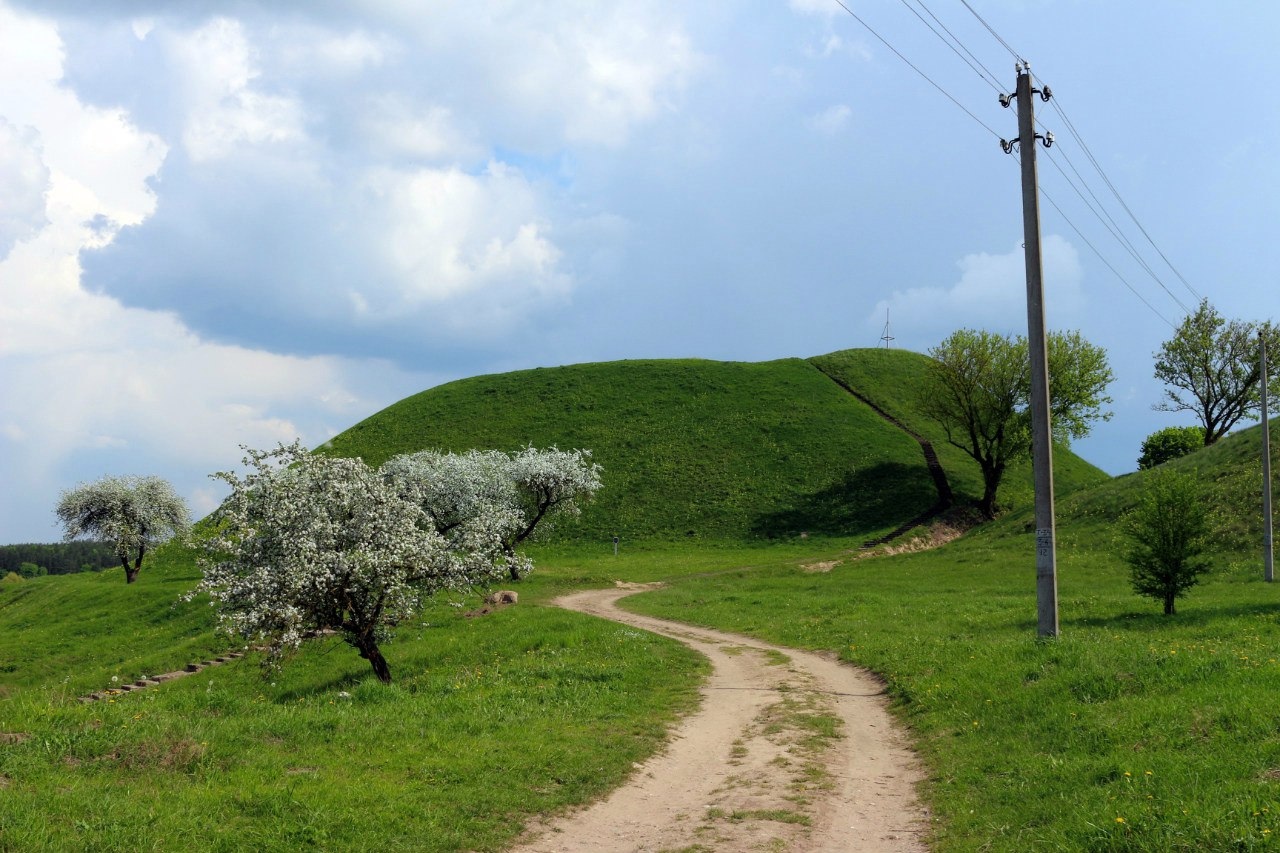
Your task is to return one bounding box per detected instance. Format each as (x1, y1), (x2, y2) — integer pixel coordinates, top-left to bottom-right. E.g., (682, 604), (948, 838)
(55, 475), (190, 583)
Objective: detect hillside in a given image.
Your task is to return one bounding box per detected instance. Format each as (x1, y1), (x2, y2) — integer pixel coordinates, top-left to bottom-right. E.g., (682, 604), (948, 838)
(323, 351), (1109, 543)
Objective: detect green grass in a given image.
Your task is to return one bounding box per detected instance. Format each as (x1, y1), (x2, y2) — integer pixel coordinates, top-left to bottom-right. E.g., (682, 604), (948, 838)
(323, 356), (940, 542)
(11, 349), (1274, 851)
(810, 348), (1111, 513)
(0, 562), (708, 852)
(322, 353), (1109, 542)
(597, 499), (1280, 849)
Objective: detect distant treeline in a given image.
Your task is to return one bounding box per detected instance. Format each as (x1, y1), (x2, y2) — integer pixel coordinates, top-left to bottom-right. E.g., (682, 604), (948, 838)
(0, 542), (118, 576)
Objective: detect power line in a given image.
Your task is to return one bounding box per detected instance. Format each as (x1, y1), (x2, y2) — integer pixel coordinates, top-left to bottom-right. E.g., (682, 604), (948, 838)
(957, 0), (1023, 64)
(1041, 147), (1193, 315)
(896, 0), (1003, 93)
(831, 0), (1003, 140)
(1046, 96), (1203, 303)
(1028, 159), (1179, 330)
(951, 0), (1202, 307)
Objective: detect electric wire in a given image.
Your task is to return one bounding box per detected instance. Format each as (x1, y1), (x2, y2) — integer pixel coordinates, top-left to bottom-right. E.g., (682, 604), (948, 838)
(831, 0), (1004, 140)
(830, 0), (1189, 330)
(1041, 147), (1193, 314)
(951, 0), (1202, 305)
(1036, 174), (1180, 330)
(897, 0), (1003, 93)
(958, 0), (1023, 64)
(1046, 96), (1203, 303)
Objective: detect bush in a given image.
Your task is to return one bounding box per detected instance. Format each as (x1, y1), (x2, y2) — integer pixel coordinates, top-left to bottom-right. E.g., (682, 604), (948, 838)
(1121, 470), (1212, 614)
(17, 562), (46, 578)
(1138, 425), (1205, 469)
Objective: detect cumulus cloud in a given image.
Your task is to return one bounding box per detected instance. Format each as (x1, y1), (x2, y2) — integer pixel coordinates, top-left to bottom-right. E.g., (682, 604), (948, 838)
(163, 17), (306, 162)
(0, 118), (49, 254)
(0, 3), (437, 542)
(870, 236), (1085, 346)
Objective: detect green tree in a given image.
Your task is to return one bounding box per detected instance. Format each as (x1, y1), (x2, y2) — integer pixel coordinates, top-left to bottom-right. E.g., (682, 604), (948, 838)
(1121, 471), (1212, 615)
(922, 328), (1114, 518)
(1138, 425), (1206, 469)
(1153, 299), (1279, 445)
(17, 562), (46, 578)
(55, 476), (190, 584)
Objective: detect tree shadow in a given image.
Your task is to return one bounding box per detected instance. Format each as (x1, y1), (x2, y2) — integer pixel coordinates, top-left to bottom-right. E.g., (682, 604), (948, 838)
(1061, 599), (1280, 632)
(750, 462), (937, 539)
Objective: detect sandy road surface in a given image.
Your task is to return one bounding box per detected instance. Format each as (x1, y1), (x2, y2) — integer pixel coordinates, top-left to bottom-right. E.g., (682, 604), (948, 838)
(511, 584), (929, 853)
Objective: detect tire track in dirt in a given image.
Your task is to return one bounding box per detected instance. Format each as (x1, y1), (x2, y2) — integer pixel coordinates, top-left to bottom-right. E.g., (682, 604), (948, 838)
(511, 584), (929, 853)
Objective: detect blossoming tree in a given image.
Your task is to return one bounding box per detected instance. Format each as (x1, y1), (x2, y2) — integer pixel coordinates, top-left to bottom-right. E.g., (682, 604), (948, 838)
(195, 443), (476, 682)
(55, 475), (190, 584)
(383, 445), (603, 580)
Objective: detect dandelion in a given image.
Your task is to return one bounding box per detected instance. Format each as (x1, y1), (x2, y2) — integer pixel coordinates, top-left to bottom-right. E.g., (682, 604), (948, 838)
(1124, 771), (1132, 777)
(1144, 770), (1152, 776)
(1115, 817), (1126, 824)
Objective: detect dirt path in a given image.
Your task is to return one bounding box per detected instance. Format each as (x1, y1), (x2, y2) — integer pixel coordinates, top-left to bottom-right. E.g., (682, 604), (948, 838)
(512, 584), (929, 853)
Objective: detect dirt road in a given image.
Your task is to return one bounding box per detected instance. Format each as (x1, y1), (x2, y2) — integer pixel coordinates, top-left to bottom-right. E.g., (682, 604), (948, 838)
(512, 584), (929, 852)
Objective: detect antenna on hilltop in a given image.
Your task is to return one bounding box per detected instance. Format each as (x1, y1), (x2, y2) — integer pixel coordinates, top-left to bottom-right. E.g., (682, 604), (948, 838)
(880, 308), (895, 349)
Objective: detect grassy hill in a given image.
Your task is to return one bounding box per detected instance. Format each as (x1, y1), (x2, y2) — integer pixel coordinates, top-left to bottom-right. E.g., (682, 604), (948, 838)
(324, 351), (1109, 543)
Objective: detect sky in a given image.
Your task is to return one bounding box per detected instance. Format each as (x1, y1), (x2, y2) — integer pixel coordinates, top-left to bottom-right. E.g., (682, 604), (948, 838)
(3, 0), (1279, 544)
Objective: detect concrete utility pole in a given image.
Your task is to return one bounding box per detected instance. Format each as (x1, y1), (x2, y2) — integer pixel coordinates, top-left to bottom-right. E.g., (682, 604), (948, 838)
(1001, 63), (1059, 638)
(1262, 332), (1274, 582)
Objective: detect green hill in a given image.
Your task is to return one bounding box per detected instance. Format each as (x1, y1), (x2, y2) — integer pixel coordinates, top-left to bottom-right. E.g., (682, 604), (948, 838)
(324, 351), (1109, 543)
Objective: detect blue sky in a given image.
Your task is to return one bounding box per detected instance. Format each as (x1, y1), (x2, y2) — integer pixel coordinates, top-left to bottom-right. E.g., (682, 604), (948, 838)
(2, 0), (1278, 544)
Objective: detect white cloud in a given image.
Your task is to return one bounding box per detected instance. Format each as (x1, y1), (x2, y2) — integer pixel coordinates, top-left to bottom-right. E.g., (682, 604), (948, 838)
(0, 117), (49, 254)
(164, 17), (306, 162)
(359, 161), (570, 329)
(0, 4), (436, 542)
(808, 103), (852, 134)
(394, 2), (701, 149)
(870, 236), (1085, 344)
(361, 97), (480, 164)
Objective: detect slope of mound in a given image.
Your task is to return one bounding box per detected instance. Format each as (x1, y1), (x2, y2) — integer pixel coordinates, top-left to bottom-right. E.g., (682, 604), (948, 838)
(323, 358), (939, 542)
(1048, 421), (1274, 553)
(810, 348), (1110, 513)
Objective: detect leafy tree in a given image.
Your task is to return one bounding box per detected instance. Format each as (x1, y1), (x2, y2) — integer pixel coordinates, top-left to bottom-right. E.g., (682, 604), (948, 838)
(1138, 425), (1206, 470)
(1121, 471), (1212, 615)
(383, 446), (602, 581)
(191, 443), (520, 684)
(922, 328), (1113, 518)
(56, 476), (190, 583)
(1153, 299), (1280, 445)
(17, 562), (46, 578)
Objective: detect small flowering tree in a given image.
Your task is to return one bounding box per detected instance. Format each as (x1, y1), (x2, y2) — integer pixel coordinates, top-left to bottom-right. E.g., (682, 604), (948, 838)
(191, 443), (512, 683)
(383, 446), (602, 581)
(56, 475), (190, 584)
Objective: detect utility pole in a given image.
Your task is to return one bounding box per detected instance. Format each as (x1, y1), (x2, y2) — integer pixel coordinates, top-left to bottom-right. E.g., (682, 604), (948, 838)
(1000, 63), (1059, 638)
(1262, 332), (1274, 582)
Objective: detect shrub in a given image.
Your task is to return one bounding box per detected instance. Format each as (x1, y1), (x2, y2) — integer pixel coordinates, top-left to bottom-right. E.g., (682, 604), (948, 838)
(1121, 470), (1212, 614)
(1137, 425), (1206, 469)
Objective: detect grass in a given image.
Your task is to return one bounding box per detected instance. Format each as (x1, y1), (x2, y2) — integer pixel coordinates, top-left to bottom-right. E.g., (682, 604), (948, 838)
(596, 493), (1280, 849)
(0, 566), (708, 851)
(322, 353), (1108, 542)
(7, 350), (1275, 850)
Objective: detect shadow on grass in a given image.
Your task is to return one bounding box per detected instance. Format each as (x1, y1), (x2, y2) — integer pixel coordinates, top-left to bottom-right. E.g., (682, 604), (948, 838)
(1060, 600), (1280, 632)
(750, 462), (936, 539)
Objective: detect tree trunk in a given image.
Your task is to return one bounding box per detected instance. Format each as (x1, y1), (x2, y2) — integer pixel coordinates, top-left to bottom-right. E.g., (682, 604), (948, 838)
(979, 465), (1002, 520)
(1164, 594), (1176, 616)
(119, 555), (138, 584)
(354, 635), (393, 684)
